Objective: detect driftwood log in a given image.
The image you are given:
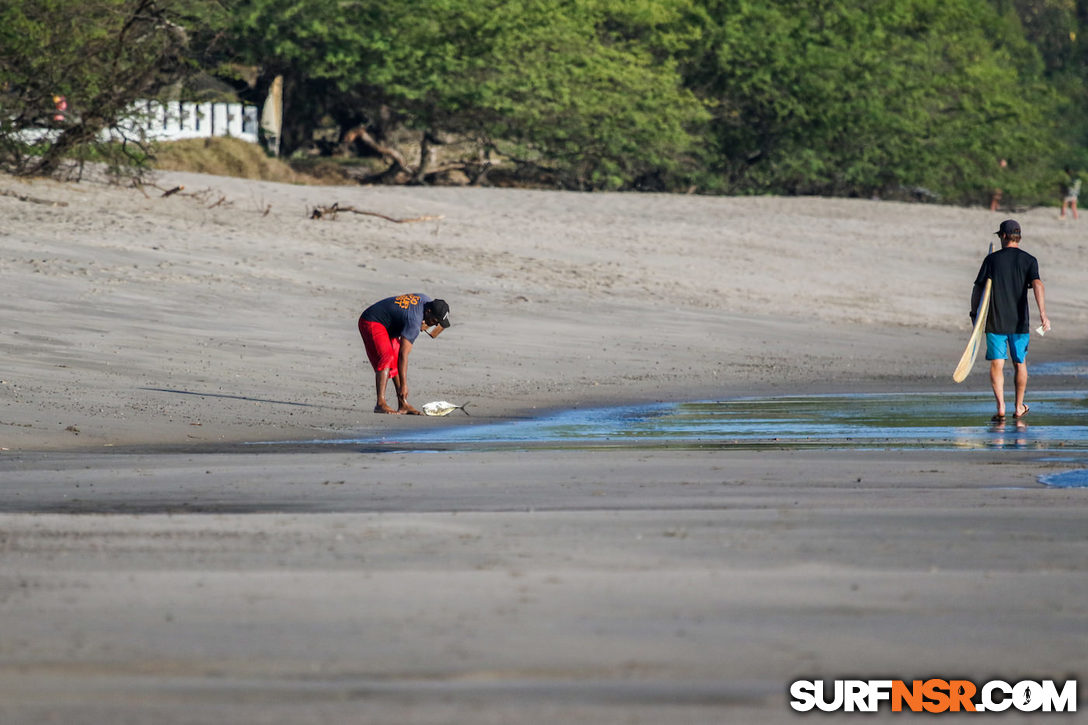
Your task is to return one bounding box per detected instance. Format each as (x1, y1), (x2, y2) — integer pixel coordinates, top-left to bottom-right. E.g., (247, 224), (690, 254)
(339, 125), (493, 185)
(341, 126), (412, 177)
(138, 182), (235, 209)
(310, 202), (443, 223)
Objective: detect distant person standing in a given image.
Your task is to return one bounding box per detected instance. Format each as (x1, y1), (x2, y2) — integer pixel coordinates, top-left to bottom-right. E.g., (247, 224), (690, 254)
(971, 220), (1050, 421)
(358, 294), (451, 414)
(1060, 167), (1080, 220)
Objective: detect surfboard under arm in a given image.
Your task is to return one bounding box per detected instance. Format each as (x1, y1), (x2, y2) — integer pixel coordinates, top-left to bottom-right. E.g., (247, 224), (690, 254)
(953, 278), (991, 383)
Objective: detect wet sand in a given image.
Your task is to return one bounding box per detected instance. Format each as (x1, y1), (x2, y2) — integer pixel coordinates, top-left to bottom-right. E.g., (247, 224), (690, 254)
(1, 447), (1085, 723)
(1, 172), (1086, 722)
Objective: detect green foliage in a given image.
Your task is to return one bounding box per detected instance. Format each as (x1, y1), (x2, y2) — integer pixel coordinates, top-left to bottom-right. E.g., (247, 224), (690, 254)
(0, 0), (221, 177)
(686, 0), (1060, 203)
(227, 0), (707, 189)
(3, 0), (1086, 201)
(391, 0), (707, 189)
(996, 0), (1088, 179)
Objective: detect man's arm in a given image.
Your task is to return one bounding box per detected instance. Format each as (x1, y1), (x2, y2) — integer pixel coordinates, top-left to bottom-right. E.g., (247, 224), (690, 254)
(1032, 279), (1051, 331)
(395, 338), (421, 414)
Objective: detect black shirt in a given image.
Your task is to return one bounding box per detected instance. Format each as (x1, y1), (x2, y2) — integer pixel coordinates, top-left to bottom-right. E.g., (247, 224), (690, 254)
(974, 247), (1040, 334)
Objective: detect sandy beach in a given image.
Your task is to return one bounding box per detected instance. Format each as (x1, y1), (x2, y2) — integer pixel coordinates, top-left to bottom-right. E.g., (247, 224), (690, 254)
(1, 171), (1086, 722)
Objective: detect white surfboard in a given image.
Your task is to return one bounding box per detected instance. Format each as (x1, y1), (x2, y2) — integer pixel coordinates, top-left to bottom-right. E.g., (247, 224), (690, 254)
(952, 243), (993, 383)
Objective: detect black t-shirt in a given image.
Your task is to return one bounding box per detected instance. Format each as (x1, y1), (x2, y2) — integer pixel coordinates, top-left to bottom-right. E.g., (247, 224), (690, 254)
(974, 247), (1040, 334)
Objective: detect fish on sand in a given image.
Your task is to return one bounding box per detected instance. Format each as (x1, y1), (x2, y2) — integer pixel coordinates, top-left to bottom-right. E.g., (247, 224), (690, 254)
(421, 401), (471, 417)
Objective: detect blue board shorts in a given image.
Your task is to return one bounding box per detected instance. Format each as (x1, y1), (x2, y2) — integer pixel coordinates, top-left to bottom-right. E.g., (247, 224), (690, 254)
(986, 333), (1030, 363)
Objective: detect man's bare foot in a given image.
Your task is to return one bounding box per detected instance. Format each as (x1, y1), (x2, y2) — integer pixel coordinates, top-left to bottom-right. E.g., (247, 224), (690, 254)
(1014, 404), (1030, 419)
(374, 404), (401, 414)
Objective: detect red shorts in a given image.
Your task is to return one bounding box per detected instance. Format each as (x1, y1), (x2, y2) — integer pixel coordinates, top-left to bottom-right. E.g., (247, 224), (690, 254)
(358, 318), (400, 376)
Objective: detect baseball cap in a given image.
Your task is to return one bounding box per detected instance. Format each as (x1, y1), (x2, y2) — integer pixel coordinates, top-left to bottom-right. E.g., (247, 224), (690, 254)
(427, 298), (451, 328)
(995, 219), (1021, 236)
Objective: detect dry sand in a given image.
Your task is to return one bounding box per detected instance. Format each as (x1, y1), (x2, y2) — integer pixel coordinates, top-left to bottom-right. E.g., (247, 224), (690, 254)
(0, 171), (1086, 723)
(3, 169), (1084, 450)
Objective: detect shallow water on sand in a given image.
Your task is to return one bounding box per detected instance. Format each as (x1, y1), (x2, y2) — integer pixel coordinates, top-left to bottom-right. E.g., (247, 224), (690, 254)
(346, 390), (1088, 453)
(1039, 469), (1088, 488)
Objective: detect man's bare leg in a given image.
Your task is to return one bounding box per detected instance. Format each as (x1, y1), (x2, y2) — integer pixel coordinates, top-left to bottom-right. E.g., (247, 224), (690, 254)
(1013, 362), (1029, 418)
(990, 359), (1006, 418)
(374, 369), (400, 414)
(391, 372), (421, 415)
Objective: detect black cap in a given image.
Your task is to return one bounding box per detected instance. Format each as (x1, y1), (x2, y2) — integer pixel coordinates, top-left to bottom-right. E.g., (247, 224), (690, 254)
(995, 219), (1021, 237)
(427, 298), (451, 328)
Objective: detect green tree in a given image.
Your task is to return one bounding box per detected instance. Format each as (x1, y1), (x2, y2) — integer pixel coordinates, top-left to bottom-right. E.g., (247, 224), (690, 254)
(228, 0), (708, 189)
(227, 0), (383, 155)
(686, 0), (1060, 203)
(0, 0), (223, 177)
(469, 0), (709, 189)
(991, 0), (1078, 75)
(991, 1), (1088, 177)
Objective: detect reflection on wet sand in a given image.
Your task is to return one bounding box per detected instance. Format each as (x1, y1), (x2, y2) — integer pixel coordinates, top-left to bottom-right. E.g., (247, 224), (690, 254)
(988, 418), (1030, 450)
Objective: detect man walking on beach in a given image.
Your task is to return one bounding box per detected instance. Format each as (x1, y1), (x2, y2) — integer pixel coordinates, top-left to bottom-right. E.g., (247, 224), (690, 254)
(971, 220), (1050, 421)
(358, 294), (451, 414)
